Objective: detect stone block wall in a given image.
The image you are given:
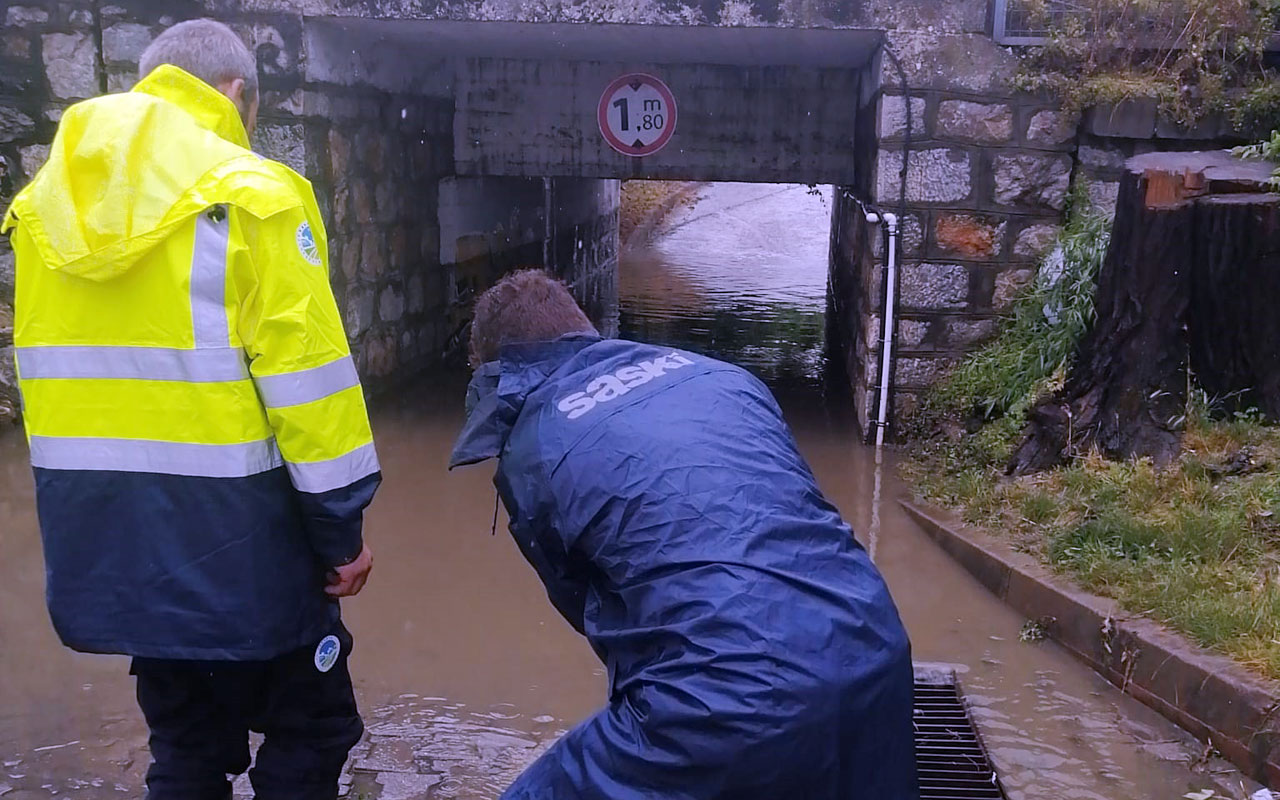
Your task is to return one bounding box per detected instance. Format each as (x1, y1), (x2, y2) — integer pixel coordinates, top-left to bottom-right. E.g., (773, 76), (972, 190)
(860, 29), (1073, 430)
(837, 0), (1255, 436)
(1074, 100), (1255, 217)
(320, 90), (454, 388)
(829, 189), (878, 423)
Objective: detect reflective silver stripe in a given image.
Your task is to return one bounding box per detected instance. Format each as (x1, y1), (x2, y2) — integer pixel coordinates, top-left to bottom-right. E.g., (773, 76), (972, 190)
(286, 442), (380, 494)
(255, 356), (360, 409)
(29, 436), (282, 478)
(191, 212), (231, 348)
(16, 346), (248, 382)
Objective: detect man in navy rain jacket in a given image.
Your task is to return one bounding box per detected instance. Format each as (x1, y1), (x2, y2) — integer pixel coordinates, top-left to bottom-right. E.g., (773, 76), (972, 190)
(451, 270), (918, 799)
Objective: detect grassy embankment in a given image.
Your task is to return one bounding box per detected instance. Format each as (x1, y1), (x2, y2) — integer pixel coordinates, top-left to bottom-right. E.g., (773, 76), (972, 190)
(619, 180), (700, 248)
(902, 186), (1280, 681)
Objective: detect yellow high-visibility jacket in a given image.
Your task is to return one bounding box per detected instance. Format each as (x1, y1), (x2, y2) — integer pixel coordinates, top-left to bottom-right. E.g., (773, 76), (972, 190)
(1, 65), (380, 660)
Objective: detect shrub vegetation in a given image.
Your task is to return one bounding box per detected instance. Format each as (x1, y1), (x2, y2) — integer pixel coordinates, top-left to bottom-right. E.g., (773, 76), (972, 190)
(1011, 0), (1280, 131)
(904, 184), (1280, 680)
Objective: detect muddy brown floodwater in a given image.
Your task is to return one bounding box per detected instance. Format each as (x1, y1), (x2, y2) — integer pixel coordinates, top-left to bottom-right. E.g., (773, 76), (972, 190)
(0, 182), (1266, 799)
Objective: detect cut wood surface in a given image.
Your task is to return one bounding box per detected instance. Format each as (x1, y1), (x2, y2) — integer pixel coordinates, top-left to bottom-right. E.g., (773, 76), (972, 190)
(1010, 151), (1280, 474)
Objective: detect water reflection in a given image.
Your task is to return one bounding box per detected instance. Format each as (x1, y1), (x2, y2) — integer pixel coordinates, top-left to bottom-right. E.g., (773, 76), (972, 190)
(349, 697), (565, 799)
(620, 182), (833, 389)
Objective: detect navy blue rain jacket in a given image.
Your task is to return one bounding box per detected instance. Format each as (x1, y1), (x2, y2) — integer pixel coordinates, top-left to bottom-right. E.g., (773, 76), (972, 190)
(451, 335), (918, 800)
(34, 467), (379, 659)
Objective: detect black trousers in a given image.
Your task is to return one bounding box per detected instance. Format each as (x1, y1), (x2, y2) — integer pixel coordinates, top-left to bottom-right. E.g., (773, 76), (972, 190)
(131, 623), (363, 800)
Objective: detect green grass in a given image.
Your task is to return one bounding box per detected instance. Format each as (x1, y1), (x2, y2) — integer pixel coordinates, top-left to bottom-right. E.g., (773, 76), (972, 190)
(903, 187), (1280, 682)
(907, 402), (1280, 680)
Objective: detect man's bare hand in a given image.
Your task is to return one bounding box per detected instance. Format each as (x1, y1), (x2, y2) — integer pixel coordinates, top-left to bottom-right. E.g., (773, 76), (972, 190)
(326, 544), (373, 598)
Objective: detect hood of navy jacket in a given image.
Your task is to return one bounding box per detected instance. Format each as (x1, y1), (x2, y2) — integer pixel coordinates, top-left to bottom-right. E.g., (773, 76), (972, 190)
(449, 334), (602, 469)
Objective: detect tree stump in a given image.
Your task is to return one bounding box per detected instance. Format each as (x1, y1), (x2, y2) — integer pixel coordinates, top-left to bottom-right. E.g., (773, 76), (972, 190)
(1009, 151), (1280, 474)
(1189, 193), (1280, 417)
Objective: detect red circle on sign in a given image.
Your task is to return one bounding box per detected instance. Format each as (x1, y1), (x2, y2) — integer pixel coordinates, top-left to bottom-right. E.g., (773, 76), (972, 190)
(597, 73), (678, 157)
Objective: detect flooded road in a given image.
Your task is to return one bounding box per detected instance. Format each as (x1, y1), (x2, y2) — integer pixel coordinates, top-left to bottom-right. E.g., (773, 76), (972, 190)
(622, 183), (833, 390)
(0, 182), (1264, 799)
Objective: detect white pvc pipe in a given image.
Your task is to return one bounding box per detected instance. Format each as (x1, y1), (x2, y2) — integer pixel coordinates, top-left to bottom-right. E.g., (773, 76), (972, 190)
(875, 213), (900, 449)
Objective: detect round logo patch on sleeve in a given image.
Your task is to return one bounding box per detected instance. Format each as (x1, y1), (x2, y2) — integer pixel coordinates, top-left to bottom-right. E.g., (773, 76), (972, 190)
(314, 634), (341, 673)
(296, 221), (322, 266)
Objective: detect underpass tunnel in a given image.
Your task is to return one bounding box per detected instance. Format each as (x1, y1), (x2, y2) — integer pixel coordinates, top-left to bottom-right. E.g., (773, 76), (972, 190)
(617, 180), (848, 405)
(297, 18), (884, 416)
(436, 175), (623, 364)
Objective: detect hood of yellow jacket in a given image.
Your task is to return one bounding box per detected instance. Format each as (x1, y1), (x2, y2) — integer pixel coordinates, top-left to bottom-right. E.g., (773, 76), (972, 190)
(1, 65), (256, 281)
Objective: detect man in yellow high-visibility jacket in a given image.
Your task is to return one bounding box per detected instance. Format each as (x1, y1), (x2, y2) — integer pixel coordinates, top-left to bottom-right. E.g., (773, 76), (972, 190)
(2, 19), (379, 799)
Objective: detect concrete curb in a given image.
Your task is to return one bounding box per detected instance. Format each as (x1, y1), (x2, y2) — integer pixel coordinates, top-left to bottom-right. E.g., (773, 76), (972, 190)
(901, 500), (1280, 787)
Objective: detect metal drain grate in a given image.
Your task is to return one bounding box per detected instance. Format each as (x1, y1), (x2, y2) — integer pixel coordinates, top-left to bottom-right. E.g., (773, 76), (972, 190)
(914, 668), (1006, 800)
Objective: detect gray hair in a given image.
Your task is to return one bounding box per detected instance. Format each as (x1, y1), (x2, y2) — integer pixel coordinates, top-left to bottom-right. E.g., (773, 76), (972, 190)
(139, 19), (258, 102)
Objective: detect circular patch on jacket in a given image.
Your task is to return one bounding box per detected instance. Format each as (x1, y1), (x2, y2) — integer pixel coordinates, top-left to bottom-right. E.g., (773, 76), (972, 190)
(296, 221), (322, 266)
(314, 635), (341, 673)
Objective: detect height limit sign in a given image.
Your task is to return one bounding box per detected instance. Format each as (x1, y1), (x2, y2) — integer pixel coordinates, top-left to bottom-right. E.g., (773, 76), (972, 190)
(597, 73), (678, 158)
